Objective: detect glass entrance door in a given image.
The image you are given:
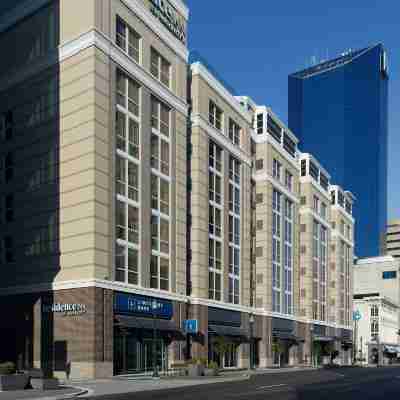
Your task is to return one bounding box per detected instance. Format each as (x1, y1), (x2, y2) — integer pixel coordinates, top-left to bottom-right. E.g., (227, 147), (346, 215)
(143, 339), (167, 372)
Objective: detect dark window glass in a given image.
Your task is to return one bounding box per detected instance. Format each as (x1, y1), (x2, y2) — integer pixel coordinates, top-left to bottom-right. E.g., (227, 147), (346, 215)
(257, 114), (264, 134)
(283, 133), (296, 157)
(309, 160), (319, 182)
(301, 159), (307, 177)
(320, 173), (329, 191)
(267, 115), (282, 143)
(382, 271), (397, 279)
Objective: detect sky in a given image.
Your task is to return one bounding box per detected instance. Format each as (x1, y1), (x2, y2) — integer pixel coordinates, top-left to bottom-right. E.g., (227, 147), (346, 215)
(186, 0), (399, 221)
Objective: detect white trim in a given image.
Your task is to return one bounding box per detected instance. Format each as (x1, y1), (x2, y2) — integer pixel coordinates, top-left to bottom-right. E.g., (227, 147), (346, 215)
(0, 29), (188, 116)
(356, 255), (397, 265)
(121, 0), (188, 60)
(299, 153), (331, 180)
(331, 230), (354, 248)
(0, 0), (52, 34)
(252, 132), (300, 170)
(331, 204), (355, 223)
(191, 63), (253, 124)
(191, 114), (252, 166)
(253, 173), (300, 204)
(299, 207), (331, 229)
(299, 176), (331, 200)
(264, 107), (299, 144)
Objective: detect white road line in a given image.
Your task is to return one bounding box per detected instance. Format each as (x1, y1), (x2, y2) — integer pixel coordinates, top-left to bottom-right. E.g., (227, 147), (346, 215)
(256, 384), (288, 390)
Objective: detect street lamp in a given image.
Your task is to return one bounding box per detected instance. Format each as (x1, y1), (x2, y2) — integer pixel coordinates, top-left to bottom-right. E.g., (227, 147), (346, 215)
(310, 325), (314, 368)
(248, 314), (255, 372)
(152, 300), (160, 378)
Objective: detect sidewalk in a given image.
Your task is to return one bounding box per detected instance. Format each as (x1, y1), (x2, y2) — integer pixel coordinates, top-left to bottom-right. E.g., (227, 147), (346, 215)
(0, 385), (86, 400)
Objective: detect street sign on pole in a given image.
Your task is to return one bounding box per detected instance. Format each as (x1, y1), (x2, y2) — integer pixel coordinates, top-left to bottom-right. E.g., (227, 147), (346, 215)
(184, 319), (198, 334)
(353, 310), (362, 321)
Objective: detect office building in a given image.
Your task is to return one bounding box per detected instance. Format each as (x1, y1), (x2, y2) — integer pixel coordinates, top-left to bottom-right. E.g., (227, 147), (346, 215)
(384, 219), (400, 259)
(354, 256), (400, 364)
(289, 44), (389, 258)
(0, 0), (190, 379)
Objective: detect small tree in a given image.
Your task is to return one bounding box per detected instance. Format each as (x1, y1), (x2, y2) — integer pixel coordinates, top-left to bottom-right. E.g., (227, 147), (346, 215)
(272, 340), (283, 368)
(213, 336), (230, 368)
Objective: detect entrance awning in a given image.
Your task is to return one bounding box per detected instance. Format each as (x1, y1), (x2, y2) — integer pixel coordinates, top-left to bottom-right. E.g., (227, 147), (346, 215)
(115, 315), (185, 340)
(208, 324), (248, 340)
(273, 332), (305, 343)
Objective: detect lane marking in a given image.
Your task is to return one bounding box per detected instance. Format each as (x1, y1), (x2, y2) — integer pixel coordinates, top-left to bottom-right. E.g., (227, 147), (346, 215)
(256, 384), (288, 390)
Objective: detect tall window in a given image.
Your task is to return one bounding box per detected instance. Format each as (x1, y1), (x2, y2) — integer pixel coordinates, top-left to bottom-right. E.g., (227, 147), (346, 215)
(285, 170), (293, 191)
(209, 100), (223, 131)
(229, 156), (241, 304)
(339, 240), (345, 324)
(209, 142), (223, 301)
(150, 47), (171, 87)
(345, 243), (351, 326)
(115, 70), (141, 286)
(312, 220), (319, 320)
(283, 199), (293, 314)
(116, 16), (141, 63)
(150, 96), (171, 292)
(272, 189), (282, 313)
(319, 225), (327, 321)
(229, 118), (241, 146)
(272, 159), (282, 181)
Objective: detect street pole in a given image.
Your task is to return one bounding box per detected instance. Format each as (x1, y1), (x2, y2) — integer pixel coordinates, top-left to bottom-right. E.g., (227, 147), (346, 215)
(152, 300), (159, 378)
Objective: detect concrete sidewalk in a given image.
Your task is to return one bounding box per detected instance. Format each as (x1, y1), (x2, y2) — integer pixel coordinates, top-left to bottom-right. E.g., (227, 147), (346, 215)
(0, 385), (86, 400)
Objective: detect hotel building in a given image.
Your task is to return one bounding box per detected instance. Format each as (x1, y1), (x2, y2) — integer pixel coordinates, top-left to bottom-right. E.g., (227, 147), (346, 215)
(0, 0), (190, 379)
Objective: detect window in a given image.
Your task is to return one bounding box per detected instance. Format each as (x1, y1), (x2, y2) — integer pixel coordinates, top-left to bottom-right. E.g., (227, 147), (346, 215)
(267, 115), (282, 143)
(116, 200), (139, 244)
(151, 175), (170, 216)
(320, 202), (327, 219)
(5, 153), (13, 183)
(272, 189), (282, 313)
(345, 199), (352, 215)
(4, 236), (14, 263)
(117, 70), (140, 117)
(209, 142), (222, 172)
(150, 48), (170, 87)
(116, 156), (139, 202)
(229, 157), (241, 185)
(255, 159), (264, 171)
(151, 255), (169, 291)
(5, 194), (13, 223)
(209, 171), (222, 205)
(320, 173), (329, 191)
(331, 191), (336, 205)
(300, 196), (306, 205)
(115, 245), (139, 285)
(301, 159), (307, 177)
(382, 271), (397, 280)
(209, 101), (223, 131)
(313, 195), (319, 213)
(338, 191), (345, 207)
(340, 220), (345, 235)
(371, 305), (379, 317)
(229, 118), (241, 145)
(257, 113), (264, 134)
(209, 207), (222, 237)
(116, 16), (141, 63)
(151, 215), (169, 254)
(283, 133), (296, 157)
(272, 159), (282, 181)
(285, 170), (293, 191)
(209, 239), (222, 301)
(309, 160), (319, 182)
(151, 96), (170, 137)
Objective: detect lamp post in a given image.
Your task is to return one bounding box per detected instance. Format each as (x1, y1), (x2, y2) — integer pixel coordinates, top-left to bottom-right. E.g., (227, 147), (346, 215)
(248, 314), (255, 372)
(310, 325), (314, 368)
(152, 300), (160, 378)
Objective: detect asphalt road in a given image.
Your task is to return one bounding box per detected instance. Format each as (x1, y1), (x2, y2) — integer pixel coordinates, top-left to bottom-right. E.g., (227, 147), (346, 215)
(90, 367), (400, 400)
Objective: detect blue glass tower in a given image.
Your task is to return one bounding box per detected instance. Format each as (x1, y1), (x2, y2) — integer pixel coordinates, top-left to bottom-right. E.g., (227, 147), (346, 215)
(289, 44), (388, 258)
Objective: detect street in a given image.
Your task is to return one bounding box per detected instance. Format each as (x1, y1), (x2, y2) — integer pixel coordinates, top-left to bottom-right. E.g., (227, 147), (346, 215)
(89, 367), (400, 400)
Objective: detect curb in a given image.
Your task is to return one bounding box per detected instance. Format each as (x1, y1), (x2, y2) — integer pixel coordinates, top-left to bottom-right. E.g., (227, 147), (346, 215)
(23, 386), (90, 400)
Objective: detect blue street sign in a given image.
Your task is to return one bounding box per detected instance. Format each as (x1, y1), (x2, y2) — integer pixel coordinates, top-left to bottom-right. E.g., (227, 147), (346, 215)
(353, 310), (362, 321)
(184, 319), (198, 334)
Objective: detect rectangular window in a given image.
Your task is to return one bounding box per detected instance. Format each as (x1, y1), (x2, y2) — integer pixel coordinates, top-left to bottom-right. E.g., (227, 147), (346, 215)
(116, 16), (141, 63)
(229, 118), (241, 145)
(150, 47), (170, 87)
(150, 255), (169, 291)
(285, 170), (293, 191)
(313, 195), (319, 213)
(320, 202), (327, 219)
(272, 159), (282, 181)
(309, 160), (319, 182)
(151, 96), (170, 137)
(209, 142), (222, 172)
(257, 113), (264, 134)
(267, 115), (282, 143)
(209, 100), (223, 131)
(301, 159), (307, 177)
(320, 172), (329, 191)
(382, 271), (397, 279)
(283, 133), (296, 157)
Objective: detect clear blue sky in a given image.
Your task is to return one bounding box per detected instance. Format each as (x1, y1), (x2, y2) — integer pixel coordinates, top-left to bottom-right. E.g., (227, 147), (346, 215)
(187, 0), (399, 221)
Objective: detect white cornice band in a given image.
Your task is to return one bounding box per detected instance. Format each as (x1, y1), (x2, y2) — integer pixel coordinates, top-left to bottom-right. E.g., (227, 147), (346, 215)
(191, 114), (252, 166)
(191, 63), (253, 125)
(253, 173), (300, 204)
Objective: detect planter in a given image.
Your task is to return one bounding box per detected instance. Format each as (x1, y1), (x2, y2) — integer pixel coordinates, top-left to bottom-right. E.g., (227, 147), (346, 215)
(0, 374), (29, 391)
(204, 368), (219, 377)
(187, 364), (205, 377)
(30, 378), (59, 390)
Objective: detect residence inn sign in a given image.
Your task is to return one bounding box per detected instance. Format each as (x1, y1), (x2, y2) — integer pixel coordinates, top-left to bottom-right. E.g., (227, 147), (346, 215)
(150, 0), (186, 44)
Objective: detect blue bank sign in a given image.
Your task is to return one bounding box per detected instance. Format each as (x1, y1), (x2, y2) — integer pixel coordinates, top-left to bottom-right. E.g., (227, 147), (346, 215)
(114, 292), (173, 319)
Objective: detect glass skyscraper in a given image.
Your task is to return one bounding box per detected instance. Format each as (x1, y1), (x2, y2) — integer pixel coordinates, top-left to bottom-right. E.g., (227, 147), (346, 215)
(289, 44), (388, 258)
